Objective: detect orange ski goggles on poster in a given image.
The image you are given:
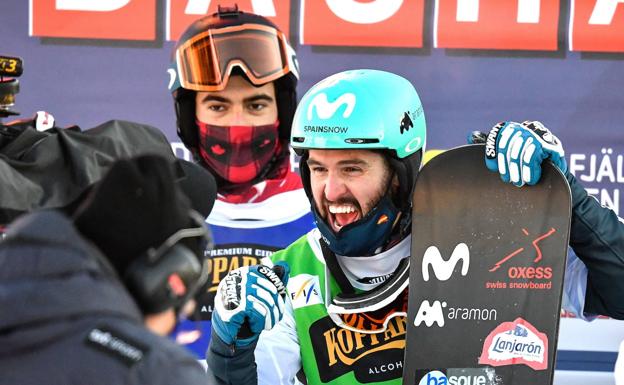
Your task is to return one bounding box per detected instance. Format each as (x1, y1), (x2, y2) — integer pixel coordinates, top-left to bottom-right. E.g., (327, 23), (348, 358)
(174, 24), (294, 92)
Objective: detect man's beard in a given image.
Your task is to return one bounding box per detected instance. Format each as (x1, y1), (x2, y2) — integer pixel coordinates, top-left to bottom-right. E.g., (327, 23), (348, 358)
(319, 168), (394, 222)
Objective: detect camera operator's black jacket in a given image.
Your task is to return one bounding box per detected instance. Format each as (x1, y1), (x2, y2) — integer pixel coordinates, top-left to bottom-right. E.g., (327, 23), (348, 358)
(0, 210), (208, 385)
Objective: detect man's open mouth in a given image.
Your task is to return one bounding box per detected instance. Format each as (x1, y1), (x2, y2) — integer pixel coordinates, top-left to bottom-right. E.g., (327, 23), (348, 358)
(328, 203), (361, 232)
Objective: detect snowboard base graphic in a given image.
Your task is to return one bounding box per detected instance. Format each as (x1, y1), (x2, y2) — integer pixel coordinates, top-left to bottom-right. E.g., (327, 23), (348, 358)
(403, 144), (571, 385)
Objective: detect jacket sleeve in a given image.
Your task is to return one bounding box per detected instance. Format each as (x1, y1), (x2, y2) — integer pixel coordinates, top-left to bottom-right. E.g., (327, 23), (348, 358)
(255, 298), (302, 385)
(206, 331), (259, 385)
(566, 171), (624, 319)
(205, 298), (302, 385)
(561, 250), (594, 321)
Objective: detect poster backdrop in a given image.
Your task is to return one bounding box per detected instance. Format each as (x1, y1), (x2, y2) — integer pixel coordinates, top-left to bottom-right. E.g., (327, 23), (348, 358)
(2, 1), (624, 383)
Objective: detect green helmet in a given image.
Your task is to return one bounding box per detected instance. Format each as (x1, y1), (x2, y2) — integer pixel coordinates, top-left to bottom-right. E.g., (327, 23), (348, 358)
(291, 69), (426, 159)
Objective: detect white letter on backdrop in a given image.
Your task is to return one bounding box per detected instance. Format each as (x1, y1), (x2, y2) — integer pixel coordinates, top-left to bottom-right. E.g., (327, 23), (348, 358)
(184, 0), (276, 16)
(56, 0), (131, 11)
(589, 0), (624, 25)
(326, 0), (403, 24)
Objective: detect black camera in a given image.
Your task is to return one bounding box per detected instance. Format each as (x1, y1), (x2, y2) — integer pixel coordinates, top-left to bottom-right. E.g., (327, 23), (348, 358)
(0, 55), (24, 120)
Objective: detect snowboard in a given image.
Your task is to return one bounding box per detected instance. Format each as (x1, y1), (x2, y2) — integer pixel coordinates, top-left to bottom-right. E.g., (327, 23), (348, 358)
(403, 144), (572, 385)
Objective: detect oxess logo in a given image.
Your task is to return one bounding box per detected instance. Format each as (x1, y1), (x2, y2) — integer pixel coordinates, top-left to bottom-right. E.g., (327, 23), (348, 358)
(485, 227), (557, 291)
(479, 317), (548, 371)
(288, 274), (322, 309)
(307, 92), (356, 121)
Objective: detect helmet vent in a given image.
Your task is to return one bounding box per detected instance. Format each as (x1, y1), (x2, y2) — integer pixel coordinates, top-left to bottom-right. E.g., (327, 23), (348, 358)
(217, 4), (239, 17)
(345, 138), (379, 144)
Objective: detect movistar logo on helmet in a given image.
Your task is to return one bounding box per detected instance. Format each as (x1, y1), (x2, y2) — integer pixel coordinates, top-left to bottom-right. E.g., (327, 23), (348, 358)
(306, 92), (356, 121)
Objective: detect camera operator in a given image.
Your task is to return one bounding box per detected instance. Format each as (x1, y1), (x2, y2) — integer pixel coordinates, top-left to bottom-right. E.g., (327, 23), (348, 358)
(0, 155), (217, 384)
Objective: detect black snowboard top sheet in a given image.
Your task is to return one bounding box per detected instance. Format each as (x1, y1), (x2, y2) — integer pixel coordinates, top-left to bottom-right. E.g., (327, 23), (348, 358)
(404, 144), (572, 385)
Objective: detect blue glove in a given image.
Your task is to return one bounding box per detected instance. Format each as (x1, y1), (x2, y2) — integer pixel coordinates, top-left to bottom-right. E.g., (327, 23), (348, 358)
(212, 262), (289, 346)
(483, 121), (567, 187)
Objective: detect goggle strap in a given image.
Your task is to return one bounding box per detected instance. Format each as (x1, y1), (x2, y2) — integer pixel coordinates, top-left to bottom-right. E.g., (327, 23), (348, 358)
(327, 310), (408, 335)
(330, 279), (409, 314)
(332, 258), (410, 309)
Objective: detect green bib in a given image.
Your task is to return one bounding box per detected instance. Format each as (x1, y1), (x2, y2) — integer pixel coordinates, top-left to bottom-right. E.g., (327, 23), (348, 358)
(271, 231), (406, 385)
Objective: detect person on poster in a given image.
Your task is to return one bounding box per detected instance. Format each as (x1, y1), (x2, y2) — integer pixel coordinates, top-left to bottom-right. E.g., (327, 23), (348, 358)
(204, 69), (624, 384)
(167, 6), (314, 357)
(0, 155), (217, 384)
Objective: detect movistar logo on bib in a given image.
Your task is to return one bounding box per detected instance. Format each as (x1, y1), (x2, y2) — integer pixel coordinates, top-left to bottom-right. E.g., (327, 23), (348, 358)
(288, 274), (322, 309)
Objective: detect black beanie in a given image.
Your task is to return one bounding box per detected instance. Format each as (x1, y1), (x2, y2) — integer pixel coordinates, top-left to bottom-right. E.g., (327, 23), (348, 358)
(73, 155), (206, 275)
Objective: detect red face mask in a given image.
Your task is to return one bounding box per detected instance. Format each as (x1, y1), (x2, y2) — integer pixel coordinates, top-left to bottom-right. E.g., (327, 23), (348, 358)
(196, 120), (280, 184)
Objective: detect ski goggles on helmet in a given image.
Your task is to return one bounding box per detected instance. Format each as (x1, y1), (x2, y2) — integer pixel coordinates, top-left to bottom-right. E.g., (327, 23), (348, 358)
(325, 258), (410, 334)
(173, 24), (295, 92)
